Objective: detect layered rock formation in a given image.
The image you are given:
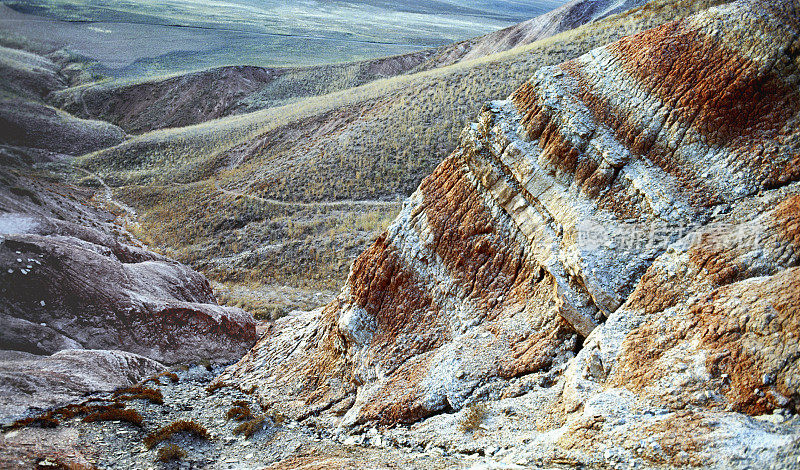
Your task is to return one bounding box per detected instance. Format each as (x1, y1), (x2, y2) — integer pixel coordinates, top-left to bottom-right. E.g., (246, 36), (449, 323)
(221, 0), (800, 465)
(0, 170), (257, 365)
(0, 155), (256, 421)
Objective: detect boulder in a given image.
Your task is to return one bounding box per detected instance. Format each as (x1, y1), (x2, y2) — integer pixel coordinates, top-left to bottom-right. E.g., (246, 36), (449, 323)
(0, 227), (257, 364)
(0, 349), (165, 423)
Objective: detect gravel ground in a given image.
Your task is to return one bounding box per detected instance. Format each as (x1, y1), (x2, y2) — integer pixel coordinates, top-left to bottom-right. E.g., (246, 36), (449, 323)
(0, 363), (482, 469)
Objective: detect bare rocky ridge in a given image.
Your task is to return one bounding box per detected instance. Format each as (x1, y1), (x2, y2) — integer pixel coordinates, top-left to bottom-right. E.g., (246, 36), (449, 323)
(218, 0), (800, 466)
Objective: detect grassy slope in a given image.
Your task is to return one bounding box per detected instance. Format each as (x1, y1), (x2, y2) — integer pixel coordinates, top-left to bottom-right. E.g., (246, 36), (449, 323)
(50, 49), (443, 134)
(74, 0), (729, 318)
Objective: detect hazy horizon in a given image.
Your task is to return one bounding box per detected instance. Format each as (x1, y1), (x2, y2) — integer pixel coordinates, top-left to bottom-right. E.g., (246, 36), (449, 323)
(0, 0), (567, 78)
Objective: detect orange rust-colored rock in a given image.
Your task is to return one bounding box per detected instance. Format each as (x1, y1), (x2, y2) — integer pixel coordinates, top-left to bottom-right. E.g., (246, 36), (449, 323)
(222, 5), (800, 465)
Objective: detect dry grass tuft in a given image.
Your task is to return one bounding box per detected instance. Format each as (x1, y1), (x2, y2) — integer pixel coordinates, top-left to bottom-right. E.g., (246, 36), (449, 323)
(10, 414), (60, 429)
(144, 420), (211, 449)
(265, 408), (287, 425)
(83, 408), (143, 426)
(226, 406), (253, 421)
(113, 385), (164, 405)
(233, 415), (266, 438)
(458, 402), (488, 433)
(206, 380), (226, 394)
(143, 371), (180, 385)
(155, 444), (187, 462)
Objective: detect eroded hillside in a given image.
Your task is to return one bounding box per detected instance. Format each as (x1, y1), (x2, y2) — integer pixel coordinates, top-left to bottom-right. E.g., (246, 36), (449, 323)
(49, 0), (649, 136)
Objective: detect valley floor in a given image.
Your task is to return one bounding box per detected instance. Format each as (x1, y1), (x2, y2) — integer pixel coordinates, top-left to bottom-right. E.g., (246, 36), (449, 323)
(0, 364), (530, 470)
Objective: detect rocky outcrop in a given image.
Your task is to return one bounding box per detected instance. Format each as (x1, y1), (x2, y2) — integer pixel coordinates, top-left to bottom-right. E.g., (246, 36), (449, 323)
(0, 160), (257, 367)
(0, 228), (256, 364)
(221, 0), (800, 466)
(0, 349), (165, 423)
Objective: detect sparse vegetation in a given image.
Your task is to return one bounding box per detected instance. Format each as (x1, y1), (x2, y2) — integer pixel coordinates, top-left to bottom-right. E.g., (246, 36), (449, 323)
(143, 420), (211, 449)
(233, 415), (266, 438)
(458, 402), (488, 433)
(83, 408), (143, 426)
(155, 444), (187, 463)
(113, 385), (164, 405)
(226, 406), (253, 422)
(9, 402), (134, 429)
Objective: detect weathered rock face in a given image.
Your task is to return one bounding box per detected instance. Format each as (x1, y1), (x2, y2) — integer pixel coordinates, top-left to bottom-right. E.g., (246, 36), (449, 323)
(222, 0), (799, 466)
(0, 229), (256, 364)
(0, 168), (257, 366)
(0, 349), (165, 423)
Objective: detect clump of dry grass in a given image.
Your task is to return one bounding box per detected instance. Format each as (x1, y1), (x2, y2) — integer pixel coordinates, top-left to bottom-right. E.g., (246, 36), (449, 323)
(265, 408), (286, 425)
(155, 444), (187, 462)
(458, 402), (488, 433)
(226, 406), (253, 421)
(143, 371), (179, 385)
(144, 420), (211, 449)
(10, 414), (60, 429)
(83, 408), (143, 426)
(233, 415), (266, 438)
(206, 380), (226, 394)
(113, 385), (164, 405)
(10, 401), (133, 429)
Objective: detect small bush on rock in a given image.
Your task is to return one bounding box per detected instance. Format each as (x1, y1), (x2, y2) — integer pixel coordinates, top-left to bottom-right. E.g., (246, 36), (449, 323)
(144, 371), (179, 385)
(233, 415), (266, 438)
(113, 385), (164, 405)
(206, 381), (226, 394)
(11, 414), (59, 429)
(226, 406), (253, 421)
(83, 408), (143, 426)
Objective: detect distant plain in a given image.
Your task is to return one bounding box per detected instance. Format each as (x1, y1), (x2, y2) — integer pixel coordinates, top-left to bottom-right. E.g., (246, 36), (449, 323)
(0, 0), (565, 77)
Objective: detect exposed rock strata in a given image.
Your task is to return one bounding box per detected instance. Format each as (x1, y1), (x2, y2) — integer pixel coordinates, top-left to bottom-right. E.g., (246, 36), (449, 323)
(0, 160), (257, 420)
(222, 0), (800, 466)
